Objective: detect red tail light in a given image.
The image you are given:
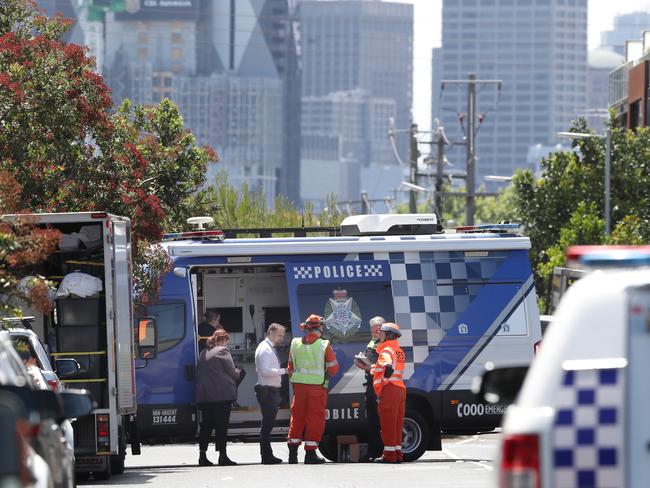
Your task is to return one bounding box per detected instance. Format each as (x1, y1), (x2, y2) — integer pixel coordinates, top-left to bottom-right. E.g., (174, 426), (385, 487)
(96, 414), (110, 451)
(47, 379), (59, 391)
(500, 434), (541, 488)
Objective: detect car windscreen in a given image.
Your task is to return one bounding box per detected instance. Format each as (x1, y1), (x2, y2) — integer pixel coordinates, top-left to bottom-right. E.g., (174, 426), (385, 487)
(9, 336), (41, 368)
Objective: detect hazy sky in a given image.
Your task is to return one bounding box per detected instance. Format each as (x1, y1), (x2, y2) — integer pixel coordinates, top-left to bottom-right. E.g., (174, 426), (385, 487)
(394, 0), (650, 131)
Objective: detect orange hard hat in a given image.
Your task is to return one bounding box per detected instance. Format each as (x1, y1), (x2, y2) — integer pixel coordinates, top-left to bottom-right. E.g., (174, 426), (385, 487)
(301, 314), (324, 330)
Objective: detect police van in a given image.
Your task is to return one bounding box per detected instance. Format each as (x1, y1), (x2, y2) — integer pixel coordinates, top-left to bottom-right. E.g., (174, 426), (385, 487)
(135, 214), (542, 461)
(481, 246), (650, 487)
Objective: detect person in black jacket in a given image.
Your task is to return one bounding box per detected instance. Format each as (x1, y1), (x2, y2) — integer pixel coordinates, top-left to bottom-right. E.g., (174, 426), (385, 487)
(198, 310), (224, 353)
(197, 329), (242, 467)
(354, 316), (385, 461)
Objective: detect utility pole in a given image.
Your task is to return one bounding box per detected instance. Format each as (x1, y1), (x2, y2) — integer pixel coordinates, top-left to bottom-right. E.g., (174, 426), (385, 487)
(434, 123), (450, 220)
(466, 74), (477, 226)
(409, 123), (420, 213)
(440, 74), (502, 225)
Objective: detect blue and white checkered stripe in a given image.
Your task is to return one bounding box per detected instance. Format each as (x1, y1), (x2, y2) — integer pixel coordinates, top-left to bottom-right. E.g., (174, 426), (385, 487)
(553, 367), (625, 488)
(352, 250), (506, 378)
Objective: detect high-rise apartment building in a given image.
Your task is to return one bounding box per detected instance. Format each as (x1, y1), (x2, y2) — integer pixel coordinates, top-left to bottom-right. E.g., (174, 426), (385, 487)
(435, 0), (587, 182)
(298, 1), (413, 206)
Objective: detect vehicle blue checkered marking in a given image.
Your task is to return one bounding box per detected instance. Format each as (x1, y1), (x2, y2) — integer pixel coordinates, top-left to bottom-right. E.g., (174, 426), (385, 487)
(553, 367), (625, 488)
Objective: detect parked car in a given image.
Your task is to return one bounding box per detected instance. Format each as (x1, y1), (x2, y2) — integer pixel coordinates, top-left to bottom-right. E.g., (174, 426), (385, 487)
(0, 332), (94, 488)
(7, 327), (80, 460)
(5, 322), (69, 392)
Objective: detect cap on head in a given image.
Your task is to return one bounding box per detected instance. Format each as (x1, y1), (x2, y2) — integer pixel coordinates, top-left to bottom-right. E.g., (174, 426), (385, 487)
(369, 316), (385, 327)
(301, 314), (325, 330)
(379, 322), (401, 337)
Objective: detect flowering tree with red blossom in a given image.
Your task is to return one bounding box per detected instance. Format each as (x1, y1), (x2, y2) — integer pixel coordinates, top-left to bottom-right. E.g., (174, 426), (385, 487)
(0, 0), (218, 304)
(0, 170), (60, 316)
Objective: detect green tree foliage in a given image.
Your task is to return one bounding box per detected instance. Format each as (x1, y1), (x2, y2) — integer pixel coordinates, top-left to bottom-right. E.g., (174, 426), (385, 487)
(203, 172), (344, 231)
(511, 117), (650, 311)
(440, 184), (518, 227)
(0, 1), (217, 303)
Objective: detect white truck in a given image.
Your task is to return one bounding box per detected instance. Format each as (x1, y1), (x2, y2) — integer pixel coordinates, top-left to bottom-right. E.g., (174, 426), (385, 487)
(478, 246), (650, 488)
(1, 212), (156, 479)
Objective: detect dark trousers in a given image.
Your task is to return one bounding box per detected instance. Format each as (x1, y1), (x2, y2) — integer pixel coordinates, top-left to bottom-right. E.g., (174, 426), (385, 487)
(198, 401), (232, 453)
(365, 376), (383, 458)
(256, 385), (281, 455)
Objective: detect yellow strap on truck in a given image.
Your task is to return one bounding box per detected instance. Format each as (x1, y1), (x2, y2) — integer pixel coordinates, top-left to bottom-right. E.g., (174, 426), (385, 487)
(50, 351), (107, 356)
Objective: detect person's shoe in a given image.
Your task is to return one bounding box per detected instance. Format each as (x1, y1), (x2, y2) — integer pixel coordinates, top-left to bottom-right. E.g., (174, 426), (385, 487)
(373, 456), (396, 464)
(288, 444), (299, 464)
(218, 455), (237, 466)
(304, 450), (326, 464)
(198, 452), (214, 467)
(359, 456), (375, 463)
(262, 454), (283, 465)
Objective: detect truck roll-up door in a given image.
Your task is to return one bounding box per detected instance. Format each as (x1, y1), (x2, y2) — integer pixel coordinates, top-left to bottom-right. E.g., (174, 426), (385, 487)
(112, 220), (137, 414)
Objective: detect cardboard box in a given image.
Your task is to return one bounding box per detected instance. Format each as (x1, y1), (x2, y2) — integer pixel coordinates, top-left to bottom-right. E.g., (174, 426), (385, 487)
(336, 436), (368, 463)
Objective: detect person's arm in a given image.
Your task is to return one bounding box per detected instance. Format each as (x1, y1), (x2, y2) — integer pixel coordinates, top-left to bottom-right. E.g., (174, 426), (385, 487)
(324, 345), (339, 377)
(221, 350), (241, 381)
(257, 345), (286, 377)
(372, 350), (392, 395)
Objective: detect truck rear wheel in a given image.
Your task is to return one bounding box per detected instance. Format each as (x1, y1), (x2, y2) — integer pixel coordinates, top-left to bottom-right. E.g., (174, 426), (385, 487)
(110, 454), (125, 475)
(402, 408), (430, 462)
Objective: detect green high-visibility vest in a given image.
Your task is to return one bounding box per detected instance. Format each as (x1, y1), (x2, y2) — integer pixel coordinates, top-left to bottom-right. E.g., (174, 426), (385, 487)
(290, 337), (329, 385)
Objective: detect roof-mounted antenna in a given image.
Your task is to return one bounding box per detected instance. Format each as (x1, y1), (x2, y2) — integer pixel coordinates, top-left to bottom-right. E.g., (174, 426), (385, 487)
(186, 216), (215, 230)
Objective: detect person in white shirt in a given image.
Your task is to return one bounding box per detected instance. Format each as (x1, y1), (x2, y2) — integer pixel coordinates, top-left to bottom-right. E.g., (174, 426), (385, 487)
(254, 323), (288, 464)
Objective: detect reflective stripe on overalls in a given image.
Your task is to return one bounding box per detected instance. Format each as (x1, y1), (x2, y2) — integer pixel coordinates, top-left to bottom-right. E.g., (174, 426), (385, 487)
(290, 338), (329, 385)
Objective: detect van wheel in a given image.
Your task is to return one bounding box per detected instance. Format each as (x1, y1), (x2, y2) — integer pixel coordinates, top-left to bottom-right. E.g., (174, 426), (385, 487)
(318, 436), (338, 462)
(402, 408), (430, 462)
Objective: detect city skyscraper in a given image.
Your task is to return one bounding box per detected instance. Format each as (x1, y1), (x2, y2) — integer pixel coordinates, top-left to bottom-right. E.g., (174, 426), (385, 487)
(601, 12), (650, 56)
(298, 1), (413, 207)
(100, 0), (300, 205)
(435, 0), (587, 183)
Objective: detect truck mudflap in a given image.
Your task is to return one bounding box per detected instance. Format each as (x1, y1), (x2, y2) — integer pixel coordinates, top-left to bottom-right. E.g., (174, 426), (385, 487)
(136, 404), (196, 440)
(441, 390), (506, 433)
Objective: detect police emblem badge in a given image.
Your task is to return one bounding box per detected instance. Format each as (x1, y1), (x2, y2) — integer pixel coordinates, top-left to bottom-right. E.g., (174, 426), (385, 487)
(323, 289), (362, 338)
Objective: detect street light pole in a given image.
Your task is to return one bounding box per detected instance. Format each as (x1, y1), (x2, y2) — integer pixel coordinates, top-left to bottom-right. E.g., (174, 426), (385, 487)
(604, 128), (612, 236)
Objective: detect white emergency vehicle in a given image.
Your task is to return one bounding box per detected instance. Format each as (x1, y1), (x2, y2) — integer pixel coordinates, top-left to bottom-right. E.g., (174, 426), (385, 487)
(481, 246), (650, 488)
(1, 212), (156, 479)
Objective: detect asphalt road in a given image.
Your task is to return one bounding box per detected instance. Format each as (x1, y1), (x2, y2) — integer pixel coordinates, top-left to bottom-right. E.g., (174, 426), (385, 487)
(79, 433), (500, 488)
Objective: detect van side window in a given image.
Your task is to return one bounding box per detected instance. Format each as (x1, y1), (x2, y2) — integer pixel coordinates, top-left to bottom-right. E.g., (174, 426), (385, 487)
(145, 302), (185, 353)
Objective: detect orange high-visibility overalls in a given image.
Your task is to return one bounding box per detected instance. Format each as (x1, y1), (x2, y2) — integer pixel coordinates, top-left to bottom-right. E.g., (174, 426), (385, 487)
(287, 333), (339, 451)
(373, 339), (406, 462)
